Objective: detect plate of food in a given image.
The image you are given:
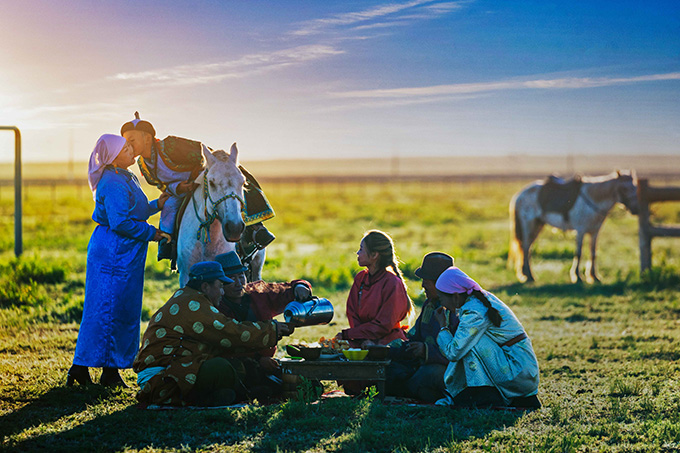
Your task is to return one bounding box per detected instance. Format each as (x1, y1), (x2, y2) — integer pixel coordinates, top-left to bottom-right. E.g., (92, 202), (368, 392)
(285, 344), (321, 360)
(316, 336), (350, 360)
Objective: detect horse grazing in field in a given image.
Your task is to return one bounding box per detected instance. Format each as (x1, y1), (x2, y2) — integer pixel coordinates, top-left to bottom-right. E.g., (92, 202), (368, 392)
(509, 170), (639, 283)
(176, 143), (267, 286)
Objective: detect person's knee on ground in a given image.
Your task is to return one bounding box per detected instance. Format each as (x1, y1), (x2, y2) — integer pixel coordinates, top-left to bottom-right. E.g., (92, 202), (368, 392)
(385, 361), (417, 397)
(187, 357), (238, 406)
(452, 386), (505, 408)
(510, 394), (542, 408)
(406, 364), (447, 403)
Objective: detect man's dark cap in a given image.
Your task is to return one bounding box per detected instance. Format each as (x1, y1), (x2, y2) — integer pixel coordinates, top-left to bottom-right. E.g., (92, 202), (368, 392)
(120, 111), (156, 137)
(215, 251), (248, 276)
(188, 261), (233, 284)
(414, 252), (454, 281)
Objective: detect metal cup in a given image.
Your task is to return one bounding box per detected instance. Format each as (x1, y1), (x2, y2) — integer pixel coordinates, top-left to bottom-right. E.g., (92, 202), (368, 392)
(284, 297), (334, 327)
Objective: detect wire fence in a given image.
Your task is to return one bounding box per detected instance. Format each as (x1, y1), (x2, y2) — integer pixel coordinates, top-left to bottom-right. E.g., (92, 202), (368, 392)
(1, 172), (680, 202)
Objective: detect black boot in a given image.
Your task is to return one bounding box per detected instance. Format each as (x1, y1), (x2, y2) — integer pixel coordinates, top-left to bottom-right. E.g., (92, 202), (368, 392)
(100, 367), (128, 388)
(251, 224), (275, 248)
(66, 365), (93, 386)
(241, 223), (275, 251)
(157, 238), (173, 261)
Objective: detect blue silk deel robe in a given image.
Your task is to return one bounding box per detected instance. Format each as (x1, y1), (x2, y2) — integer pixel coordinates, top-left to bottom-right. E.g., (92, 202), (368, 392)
(73, 166), (160, 368)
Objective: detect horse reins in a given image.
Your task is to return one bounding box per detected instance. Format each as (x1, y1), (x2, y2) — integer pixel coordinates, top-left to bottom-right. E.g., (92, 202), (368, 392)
(193, 172), (244, 243)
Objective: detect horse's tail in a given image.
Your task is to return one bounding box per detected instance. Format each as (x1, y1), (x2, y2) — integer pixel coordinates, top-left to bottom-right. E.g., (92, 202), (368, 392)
(508, 194), (524, 274)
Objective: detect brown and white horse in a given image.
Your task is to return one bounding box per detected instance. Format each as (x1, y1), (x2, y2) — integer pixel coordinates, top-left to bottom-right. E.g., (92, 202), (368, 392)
(509, 171), (639, 283)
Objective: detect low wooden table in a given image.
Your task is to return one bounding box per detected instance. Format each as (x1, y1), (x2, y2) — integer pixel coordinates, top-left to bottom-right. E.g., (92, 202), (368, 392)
(280, 359), (391, 400)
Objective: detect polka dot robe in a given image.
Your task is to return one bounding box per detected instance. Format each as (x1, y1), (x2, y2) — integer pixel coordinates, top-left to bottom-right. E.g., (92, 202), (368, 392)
(133, 287), (278, 406)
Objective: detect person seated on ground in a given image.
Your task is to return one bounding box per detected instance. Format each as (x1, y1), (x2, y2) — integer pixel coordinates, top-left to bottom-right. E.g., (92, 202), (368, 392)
(120, 112), (275, 261)
(333, 230), (414, 395)
(386, 252), (460, 403)
(214, 251), (313, 399)
(335, 230), (414, 348)
(132, 261), (295, 407)
(433, 266), (541, 409)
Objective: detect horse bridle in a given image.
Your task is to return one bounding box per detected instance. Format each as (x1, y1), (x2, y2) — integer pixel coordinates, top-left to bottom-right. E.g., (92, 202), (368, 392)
(579, 187), (609, 220)
(616, 179), (638, 211)
(580, 178), (635, 219)
(193, 172), (245, 243)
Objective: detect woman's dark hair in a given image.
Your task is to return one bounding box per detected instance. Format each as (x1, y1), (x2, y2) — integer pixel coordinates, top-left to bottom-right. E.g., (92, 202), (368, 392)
(362, 230), (405, 284)
(186, 278), (204, 291)
(468, 290), (502, 327)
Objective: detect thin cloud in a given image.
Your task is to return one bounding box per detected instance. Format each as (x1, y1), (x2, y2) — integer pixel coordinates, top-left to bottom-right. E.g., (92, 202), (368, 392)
(332, 72), (680, 100)
(109, 45), (344, 87)
(106, 2), (469, 89)
(318, 92), (489, 112)
(0, 102), (129, 130)
(291, 0), (468, 36)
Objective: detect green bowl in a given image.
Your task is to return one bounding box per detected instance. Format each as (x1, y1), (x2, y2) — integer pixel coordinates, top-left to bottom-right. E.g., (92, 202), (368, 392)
(342, 349), (369, 361)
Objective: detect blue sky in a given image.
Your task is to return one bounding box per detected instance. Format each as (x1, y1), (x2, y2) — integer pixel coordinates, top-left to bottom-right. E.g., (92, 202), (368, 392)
(0, 0), (678, 162)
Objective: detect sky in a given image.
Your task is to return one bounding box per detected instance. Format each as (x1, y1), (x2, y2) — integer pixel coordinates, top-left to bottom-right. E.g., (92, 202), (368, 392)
(0, 0), (679, 162)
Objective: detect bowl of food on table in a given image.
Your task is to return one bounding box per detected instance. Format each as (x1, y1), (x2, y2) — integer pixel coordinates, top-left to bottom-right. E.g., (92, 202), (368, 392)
(285, 344), (321, 361)
(342, 348), (369, 361)
(365, 345), (389, 361)
(318, 337), (349, 360)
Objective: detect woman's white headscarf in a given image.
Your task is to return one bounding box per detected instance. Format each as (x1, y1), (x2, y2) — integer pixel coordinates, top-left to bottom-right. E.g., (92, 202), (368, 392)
(435, 266), (483, 295)
(88, 134), (127, 199)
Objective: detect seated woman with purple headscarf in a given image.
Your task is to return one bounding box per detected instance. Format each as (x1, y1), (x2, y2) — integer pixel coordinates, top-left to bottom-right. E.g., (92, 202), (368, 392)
(433, 266), (541, 408)
(67, 134), (170, 388)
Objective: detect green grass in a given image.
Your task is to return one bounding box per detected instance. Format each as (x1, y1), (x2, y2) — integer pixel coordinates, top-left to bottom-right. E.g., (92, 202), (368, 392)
(1, 179), (680, 452)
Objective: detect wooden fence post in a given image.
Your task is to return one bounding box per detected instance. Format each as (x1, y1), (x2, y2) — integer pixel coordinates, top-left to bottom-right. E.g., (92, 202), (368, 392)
(637, 178), (680, 274)
(637, 179), (652, 273)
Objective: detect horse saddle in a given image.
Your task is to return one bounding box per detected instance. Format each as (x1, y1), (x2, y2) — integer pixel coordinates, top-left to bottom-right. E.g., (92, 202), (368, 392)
(537, 174), (583, 222)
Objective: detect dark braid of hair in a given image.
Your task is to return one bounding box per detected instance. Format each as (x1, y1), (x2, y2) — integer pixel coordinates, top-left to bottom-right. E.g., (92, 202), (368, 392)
(469, 289), (502, 327)
(388, 257), (405, 285)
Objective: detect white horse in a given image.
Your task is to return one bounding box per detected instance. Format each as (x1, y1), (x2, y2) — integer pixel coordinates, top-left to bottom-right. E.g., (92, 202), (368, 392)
(509, 170), (639, 284)
(176, 143), (266, 286)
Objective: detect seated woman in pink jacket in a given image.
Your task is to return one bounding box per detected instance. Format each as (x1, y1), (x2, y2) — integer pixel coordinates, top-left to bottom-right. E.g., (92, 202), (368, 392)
(336, 230), (413, 348)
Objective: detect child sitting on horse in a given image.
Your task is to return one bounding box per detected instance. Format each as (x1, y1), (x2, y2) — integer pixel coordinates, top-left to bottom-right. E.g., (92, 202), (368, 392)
(121, 112), (275, 261)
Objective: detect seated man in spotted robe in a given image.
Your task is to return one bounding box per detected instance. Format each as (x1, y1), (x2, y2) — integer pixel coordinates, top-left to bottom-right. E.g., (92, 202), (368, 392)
(133, 261), (295, 407)
(121, 112), (275, 261)
(215, 251), (314, 399)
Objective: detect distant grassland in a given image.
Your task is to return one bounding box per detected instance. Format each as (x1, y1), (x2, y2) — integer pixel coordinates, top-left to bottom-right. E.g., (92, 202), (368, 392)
(1, 161), (680, 452)
(1, 153), (680, 180)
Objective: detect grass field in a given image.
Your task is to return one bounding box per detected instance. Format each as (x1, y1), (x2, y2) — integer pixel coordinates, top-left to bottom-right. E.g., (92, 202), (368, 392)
(1, 169), (679, 452)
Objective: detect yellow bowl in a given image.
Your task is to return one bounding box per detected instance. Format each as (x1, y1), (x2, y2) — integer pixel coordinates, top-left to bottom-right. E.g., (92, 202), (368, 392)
(342, 349), (369, 361)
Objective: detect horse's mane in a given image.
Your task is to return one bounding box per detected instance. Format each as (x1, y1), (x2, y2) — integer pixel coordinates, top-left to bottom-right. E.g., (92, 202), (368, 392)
(581, 170), (634, 184)
(211, 149), (233, 163)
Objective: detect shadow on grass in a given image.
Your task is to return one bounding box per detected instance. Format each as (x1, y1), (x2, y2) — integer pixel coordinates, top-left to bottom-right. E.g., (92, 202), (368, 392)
(494, 280), (632, 298)
(248, 397), (532, 452)
(4, 392), (532, 452)
(0, 384), (126, 447)
(495, 264), (679, 298)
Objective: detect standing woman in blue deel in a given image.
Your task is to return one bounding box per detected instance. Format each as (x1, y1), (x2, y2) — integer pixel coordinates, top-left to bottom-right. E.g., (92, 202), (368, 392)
(67, 134), (170, 387)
